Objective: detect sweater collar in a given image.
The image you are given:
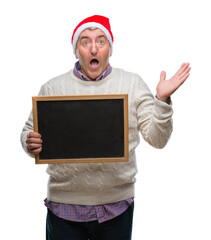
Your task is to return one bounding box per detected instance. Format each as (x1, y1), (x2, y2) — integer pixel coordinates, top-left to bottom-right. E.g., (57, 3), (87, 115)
(73, 61), (112, 81)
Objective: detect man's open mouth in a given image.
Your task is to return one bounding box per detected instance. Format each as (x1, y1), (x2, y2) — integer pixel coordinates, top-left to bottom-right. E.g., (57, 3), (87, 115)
(90, 59), (99, 67)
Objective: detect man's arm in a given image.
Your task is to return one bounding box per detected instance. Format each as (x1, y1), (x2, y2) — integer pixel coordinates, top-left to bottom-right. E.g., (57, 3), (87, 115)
(136, 62), (190, 149)
(136, 89), (173, 149)
(20, 110), (42, 157)
(20, 84), (47, 157)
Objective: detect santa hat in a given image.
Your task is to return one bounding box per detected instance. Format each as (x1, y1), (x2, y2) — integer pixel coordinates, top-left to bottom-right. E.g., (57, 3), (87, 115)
(71, 15), (114, 54)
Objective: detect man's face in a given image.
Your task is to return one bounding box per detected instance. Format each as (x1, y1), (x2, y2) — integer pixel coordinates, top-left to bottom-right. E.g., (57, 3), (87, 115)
(76, 28), (111, 80)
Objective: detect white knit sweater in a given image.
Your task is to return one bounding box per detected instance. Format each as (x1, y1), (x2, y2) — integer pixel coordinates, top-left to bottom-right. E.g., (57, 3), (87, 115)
(21, 67), (173, 205)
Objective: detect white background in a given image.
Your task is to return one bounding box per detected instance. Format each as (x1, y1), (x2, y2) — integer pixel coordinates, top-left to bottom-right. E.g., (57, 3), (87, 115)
(1, 0), (211, 239)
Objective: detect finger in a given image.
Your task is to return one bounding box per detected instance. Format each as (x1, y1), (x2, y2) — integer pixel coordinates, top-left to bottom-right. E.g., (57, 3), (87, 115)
(176, 62), (189, 76)
(178, 63), (190, 76)
(27, 143), (42, 150)
(27, 147), (42, 155)
(180, 63), (186, 70)
(160, 71), (166, 82)
(28, 132), (41, 138)
(179, 73), (190, 84)
(26, 137), (42, 144)
(176, 63), (185, 74)
(179, 66), (191, 79)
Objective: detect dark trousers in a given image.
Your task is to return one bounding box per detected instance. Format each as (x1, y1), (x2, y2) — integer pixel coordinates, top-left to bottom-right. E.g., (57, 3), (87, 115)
(46, 202), (134, 240)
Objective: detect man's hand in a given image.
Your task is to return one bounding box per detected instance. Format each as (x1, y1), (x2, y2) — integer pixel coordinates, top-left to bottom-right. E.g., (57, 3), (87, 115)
(26, 132), (42, 155)
(156, 63), (191, 101)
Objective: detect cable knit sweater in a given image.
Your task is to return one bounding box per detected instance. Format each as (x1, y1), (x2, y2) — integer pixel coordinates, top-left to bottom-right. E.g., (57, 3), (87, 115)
(21, 67), (173, 205)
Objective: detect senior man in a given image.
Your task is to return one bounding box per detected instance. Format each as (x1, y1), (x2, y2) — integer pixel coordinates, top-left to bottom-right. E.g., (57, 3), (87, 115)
(21, 15), (191, 240)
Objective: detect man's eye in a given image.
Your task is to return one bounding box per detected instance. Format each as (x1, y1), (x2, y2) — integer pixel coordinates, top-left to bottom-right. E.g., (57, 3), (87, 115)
(98, 40), (104, 45)
(82, 41), (89, 46)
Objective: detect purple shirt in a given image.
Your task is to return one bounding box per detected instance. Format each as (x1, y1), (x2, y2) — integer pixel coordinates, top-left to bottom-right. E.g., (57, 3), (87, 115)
(73, 61), (112, 81)
(44, 61), (134, 223)
(44, 198), (133, 223)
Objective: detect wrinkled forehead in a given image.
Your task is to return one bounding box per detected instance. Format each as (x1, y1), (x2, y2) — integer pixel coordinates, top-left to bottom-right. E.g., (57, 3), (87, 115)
(78, 28), (108, 41)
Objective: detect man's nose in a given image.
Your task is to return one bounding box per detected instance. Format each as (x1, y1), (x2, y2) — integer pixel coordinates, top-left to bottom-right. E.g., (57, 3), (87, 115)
(90, 42), (97, 55)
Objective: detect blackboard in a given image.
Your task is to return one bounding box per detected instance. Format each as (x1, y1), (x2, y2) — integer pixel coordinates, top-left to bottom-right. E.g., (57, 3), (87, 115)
(32, 94), (128, 164)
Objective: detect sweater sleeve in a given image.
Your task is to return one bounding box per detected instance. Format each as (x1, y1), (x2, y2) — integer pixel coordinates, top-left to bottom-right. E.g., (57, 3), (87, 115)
(20, 84), (49, 157)
(135, 75), (173, 149)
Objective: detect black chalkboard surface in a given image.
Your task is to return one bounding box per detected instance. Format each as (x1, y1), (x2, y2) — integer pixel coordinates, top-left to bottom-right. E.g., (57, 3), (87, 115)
(32, 94), (128, 164)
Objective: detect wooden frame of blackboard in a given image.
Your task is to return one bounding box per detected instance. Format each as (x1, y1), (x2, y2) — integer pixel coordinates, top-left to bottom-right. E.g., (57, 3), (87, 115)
(32, 94), (129, 164)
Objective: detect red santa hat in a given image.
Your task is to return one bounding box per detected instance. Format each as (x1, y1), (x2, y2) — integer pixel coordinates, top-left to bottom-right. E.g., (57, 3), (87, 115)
(71, 15), (114, 54)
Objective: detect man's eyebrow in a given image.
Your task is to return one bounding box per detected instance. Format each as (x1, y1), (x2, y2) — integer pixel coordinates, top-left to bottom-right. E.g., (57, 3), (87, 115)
(98, 35), (106, 38)
(80, 36), (89, 40)
(79, 35), (107, 41)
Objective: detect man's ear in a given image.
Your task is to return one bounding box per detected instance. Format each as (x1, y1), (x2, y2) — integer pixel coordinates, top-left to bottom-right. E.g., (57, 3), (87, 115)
(109, 48), (112, 57)
(75, 49), (79, 59)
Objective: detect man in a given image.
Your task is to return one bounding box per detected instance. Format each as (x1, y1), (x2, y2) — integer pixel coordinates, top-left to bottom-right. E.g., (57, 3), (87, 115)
(21, 15), (191, 240)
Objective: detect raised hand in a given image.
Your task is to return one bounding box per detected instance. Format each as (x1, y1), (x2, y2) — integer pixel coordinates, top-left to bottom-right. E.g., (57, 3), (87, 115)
(156, 63), (191, 101)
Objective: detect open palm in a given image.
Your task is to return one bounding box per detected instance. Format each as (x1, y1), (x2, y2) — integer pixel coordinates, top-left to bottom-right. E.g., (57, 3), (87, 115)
(156, 63), (191, 101)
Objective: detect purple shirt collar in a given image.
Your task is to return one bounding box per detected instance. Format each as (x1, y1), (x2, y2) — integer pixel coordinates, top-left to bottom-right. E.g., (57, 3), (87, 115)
(73, 61), (112, 81)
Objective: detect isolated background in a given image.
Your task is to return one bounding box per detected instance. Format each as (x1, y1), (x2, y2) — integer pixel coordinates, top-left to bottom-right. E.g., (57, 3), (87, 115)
(1, 0), (210, 239)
